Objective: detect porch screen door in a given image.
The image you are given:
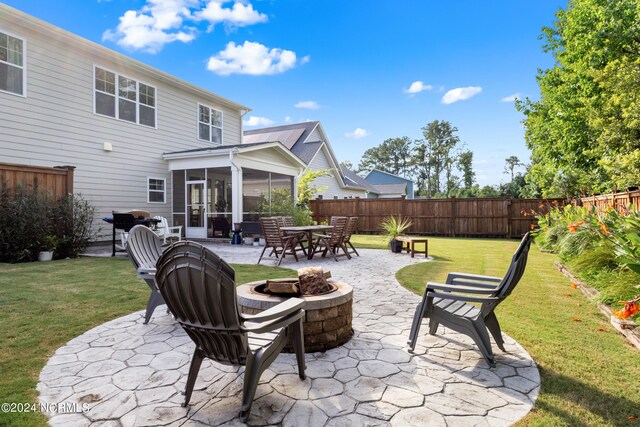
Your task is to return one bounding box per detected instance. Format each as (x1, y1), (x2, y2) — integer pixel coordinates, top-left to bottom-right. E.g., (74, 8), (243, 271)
(186, 180), (206, 238)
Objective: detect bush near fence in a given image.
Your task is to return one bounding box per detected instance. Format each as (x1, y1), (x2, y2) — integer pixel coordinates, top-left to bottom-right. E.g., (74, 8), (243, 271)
(309, 197), (565, 238)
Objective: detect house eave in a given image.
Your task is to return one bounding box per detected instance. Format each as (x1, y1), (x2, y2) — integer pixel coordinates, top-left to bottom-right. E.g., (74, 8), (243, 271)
(2, 3), (251, 113)
(162, 142), (307, 169)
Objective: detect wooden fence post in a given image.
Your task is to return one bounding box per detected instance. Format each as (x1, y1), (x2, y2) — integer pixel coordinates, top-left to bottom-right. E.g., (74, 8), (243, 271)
(54, 165), (76, 195)
(451, 198), (456, 238)
(506, 198), (512, 239)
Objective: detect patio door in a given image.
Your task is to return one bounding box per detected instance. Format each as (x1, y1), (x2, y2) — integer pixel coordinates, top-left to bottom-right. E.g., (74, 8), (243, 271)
(186, 180), (207, 238)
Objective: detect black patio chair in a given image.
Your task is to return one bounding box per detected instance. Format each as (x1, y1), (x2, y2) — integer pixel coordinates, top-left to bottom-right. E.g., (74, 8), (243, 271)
(407, 233), (532, 367)
(125, 225), (165, 324)
(155, 241), (306, 420)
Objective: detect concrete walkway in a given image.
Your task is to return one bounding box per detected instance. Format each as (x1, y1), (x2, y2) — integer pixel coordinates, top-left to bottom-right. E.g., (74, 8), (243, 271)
(39, 243), (539, 426)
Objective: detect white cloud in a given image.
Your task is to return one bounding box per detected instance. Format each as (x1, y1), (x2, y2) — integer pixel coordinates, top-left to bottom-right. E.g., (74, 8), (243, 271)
(294, 100), (319, 110)
(207, 41), (302, 75)
(300, 55), (311, 65)
(103, 0), (198, 53)
(244, 116), (274, 127)
(284, 116), (292, 123)
(103, 0), (268, 53)
(441, 86), (482, 104)
(345, 128), (370, 139)
(501, 93), (522, 102)
(194, 0), (268, 32)
(404, 80), (433, 94)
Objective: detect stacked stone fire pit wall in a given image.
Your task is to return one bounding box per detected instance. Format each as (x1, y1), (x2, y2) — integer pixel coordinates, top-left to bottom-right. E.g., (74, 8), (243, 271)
(237, 280), (353, 352)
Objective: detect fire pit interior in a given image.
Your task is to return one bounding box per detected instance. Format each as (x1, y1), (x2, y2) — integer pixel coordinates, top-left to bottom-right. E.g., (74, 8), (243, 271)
(237, 278), (353, 352)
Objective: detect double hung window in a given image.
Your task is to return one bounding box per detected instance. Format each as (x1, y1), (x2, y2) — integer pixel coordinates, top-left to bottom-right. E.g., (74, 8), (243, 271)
(148, 178), (166, 203)
(94, 66), (156, 127)
(0, 31), (25, 96)
(198, 104), (223, 144)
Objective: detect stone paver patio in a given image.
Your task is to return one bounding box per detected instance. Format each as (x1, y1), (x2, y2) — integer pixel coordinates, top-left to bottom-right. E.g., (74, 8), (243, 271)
(38, 244), (540, 426)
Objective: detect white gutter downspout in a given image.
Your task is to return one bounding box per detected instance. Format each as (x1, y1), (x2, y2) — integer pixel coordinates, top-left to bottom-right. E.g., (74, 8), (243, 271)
(230, 148), (242, 226)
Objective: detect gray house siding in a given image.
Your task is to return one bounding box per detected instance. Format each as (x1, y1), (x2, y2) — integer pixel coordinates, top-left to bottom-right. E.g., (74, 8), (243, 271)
(307, 147), (366, 199)
(365, 170), (415, 199)
(0, 6), (245, 241)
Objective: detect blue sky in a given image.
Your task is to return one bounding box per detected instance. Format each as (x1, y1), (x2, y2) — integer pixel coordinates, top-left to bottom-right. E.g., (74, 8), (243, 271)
(6, 0), (566, 186)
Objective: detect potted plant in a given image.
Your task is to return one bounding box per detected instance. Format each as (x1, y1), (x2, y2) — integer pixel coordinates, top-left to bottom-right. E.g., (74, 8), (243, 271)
(380, 215), (412, 253)
(38, 234), (59, 261)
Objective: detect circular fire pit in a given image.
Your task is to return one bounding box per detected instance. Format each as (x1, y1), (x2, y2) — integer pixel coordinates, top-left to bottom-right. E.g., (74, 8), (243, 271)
(237, 279), (353, 352)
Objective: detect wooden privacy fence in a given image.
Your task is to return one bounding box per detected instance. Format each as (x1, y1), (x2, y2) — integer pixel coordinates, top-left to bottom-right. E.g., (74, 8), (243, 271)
(0, 162), (75, 198)
(310, 197), (566, 238)
(580, 189), (640, 212)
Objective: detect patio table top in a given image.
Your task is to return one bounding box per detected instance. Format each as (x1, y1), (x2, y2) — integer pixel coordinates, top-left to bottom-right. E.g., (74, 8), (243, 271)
(38, 244), (539, 426)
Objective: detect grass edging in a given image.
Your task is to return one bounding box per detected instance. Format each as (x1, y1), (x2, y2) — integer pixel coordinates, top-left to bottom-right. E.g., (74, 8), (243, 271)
(554, 260), (640, 350)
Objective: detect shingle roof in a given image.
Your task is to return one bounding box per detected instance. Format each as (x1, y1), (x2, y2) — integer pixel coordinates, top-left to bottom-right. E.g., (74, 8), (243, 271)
(243, 122), (371, 191)
(340, 166), (377, 191)
(243, 121), (322, 164)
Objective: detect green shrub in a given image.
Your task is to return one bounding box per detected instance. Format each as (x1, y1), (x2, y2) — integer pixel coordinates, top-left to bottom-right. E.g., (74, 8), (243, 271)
(534, 204), (640, 316)
(0, 185), (97, 263)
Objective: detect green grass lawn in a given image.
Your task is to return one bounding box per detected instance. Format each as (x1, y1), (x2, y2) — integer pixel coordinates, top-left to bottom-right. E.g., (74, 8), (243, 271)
(1, 239), (639, 426)
(351, 234), (640, 426)
(0, 257), (295, 427)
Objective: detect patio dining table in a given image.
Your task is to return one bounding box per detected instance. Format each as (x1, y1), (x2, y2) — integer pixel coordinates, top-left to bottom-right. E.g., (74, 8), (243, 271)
(280, 225), (334, 260)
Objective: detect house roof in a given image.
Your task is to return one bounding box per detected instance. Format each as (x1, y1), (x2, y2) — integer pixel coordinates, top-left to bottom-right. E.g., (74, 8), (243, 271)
(1, 3), (251, 113)
(162, 141), (307, 169)
(244, 121), (322, 164)
(163, 142), (268, 155)
(372, 183), (408, 195)
(365, 169), (414, 184)
(243, 121), (371, 192)
(340, 166), (378, 192)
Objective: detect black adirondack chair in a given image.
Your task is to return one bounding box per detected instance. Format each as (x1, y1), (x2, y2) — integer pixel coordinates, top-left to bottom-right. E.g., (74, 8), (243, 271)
(407, 233), (532, 367)
(155, 241), (306, 420)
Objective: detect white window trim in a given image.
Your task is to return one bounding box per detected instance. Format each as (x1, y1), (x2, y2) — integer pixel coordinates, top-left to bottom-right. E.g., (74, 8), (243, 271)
(93, 65), (157, 129)
(197, 103), (223, 144)
(147, 176), (166, 204)
(0, 28), (27, 98)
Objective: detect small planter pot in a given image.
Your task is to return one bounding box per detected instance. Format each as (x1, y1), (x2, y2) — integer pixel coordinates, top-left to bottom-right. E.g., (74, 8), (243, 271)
(389, 240), (403, 253)
(244, 237), (254, 245)
(259, 238), (266, 246)
(38, 251), (53, 262)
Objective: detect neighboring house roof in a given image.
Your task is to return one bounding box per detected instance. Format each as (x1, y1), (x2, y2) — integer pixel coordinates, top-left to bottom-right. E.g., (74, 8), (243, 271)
(243, 121), (370, 192)
(340, 165), (378, 192)
(1, 3), (250, 113)
(365, 169), (413, 184)
(244, 121), (321, 164)
(372, 183), (408, 196)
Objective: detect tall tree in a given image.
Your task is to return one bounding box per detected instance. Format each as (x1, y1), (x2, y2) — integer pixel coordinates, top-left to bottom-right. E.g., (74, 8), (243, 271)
(504, 156), (524, 181)
(357, 137), (413, 176)
(517, 0), (640, 196)
(415, 120), (460, 197)
(340, 160), (353, 170)
(458, 150), (475, 189)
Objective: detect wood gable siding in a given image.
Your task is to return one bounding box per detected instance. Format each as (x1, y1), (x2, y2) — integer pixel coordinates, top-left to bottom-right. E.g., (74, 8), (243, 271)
(0, 9), (243, 240)
(306, 146), (366, 199)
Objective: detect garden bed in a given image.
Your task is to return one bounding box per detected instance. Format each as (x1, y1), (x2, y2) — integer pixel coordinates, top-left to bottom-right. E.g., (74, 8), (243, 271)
(555, 261), (640, 349)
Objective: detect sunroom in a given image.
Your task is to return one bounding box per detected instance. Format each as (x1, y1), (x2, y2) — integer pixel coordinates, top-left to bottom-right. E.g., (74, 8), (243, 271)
(163, 142), (306, 239)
